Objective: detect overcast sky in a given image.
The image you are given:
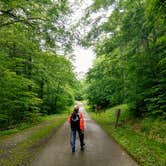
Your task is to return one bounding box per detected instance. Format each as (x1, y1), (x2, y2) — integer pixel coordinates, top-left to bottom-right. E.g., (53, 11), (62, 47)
(72, 46), (95, 79)
(67, 0), (94, 79)
(67, 0), (113, 79)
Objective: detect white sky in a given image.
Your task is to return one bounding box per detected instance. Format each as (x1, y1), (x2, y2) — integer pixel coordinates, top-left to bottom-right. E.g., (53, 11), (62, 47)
(67, 0), (113, 79)
(67, 0), (95, 79)
(72, 46), (95, 79)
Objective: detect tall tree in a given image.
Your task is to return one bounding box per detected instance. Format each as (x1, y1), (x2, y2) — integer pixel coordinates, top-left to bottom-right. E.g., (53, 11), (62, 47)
(0, 0), (78, 129)
(84, 0), (166, 117)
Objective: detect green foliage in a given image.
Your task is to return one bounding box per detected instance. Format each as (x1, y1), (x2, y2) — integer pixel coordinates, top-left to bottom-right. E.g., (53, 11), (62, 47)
(92, 0), (115, 10)
(89, 104), (166, 165)
(0, 0), (77, 130)
(73, 80), (84, 101)
(0, 114), (67, 166)
(85, 0), (166, 118)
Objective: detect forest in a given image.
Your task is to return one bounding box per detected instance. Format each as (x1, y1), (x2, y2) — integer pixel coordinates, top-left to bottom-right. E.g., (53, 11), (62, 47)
(0, 0), (165, 129)
(85, 0), (166, 118)
(0, 0), (80, 129)
(0, 0), (165, 165)
(83, 1), (166, 164)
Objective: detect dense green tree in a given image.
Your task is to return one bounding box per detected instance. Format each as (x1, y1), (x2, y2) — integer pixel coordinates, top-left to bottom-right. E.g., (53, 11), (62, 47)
(85, 0), (166, 118)
(0, 0), (77, 129)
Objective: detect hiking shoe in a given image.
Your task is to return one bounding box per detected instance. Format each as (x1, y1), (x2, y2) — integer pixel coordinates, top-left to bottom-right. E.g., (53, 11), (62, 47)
(81, 145), (85, 151)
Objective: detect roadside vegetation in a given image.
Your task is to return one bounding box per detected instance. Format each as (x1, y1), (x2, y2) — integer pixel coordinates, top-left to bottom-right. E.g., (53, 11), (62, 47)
(85, 0), (165, 119)
(83, 1), (166, 165)
(86, 104), (166, 166)
(0, 0), (82, 132)
(0, 110), (69, 137)
(0, 112), (69, 166)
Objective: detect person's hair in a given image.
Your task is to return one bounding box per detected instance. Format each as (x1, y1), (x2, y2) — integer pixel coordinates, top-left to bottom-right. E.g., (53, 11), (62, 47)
(73, 105), (79, 113)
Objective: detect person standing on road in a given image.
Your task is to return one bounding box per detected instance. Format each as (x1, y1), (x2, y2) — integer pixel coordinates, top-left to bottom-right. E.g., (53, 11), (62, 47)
(68, 105), (85, 153)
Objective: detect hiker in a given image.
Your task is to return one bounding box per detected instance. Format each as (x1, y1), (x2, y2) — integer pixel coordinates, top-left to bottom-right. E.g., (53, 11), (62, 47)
(68, 105), (85, 153)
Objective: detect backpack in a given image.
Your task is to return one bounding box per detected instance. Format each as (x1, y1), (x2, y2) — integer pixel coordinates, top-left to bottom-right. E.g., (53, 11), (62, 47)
(70, 112), (80, 130)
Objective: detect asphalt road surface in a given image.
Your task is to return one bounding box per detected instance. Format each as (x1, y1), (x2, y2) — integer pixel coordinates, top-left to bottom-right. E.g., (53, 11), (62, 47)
(30, 102), (139, 166)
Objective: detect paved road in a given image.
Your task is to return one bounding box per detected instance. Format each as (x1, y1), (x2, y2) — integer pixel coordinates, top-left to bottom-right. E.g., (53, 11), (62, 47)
(30, 102), (138, 166)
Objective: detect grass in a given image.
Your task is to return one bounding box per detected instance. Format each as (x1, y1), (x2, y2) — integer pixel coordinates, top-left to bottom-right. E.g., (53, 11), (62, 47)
(0, 112), (69, 166)
(0, 104), (74, 138)
(0, 114), (61, 137)
(86, 103), (166, 166)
